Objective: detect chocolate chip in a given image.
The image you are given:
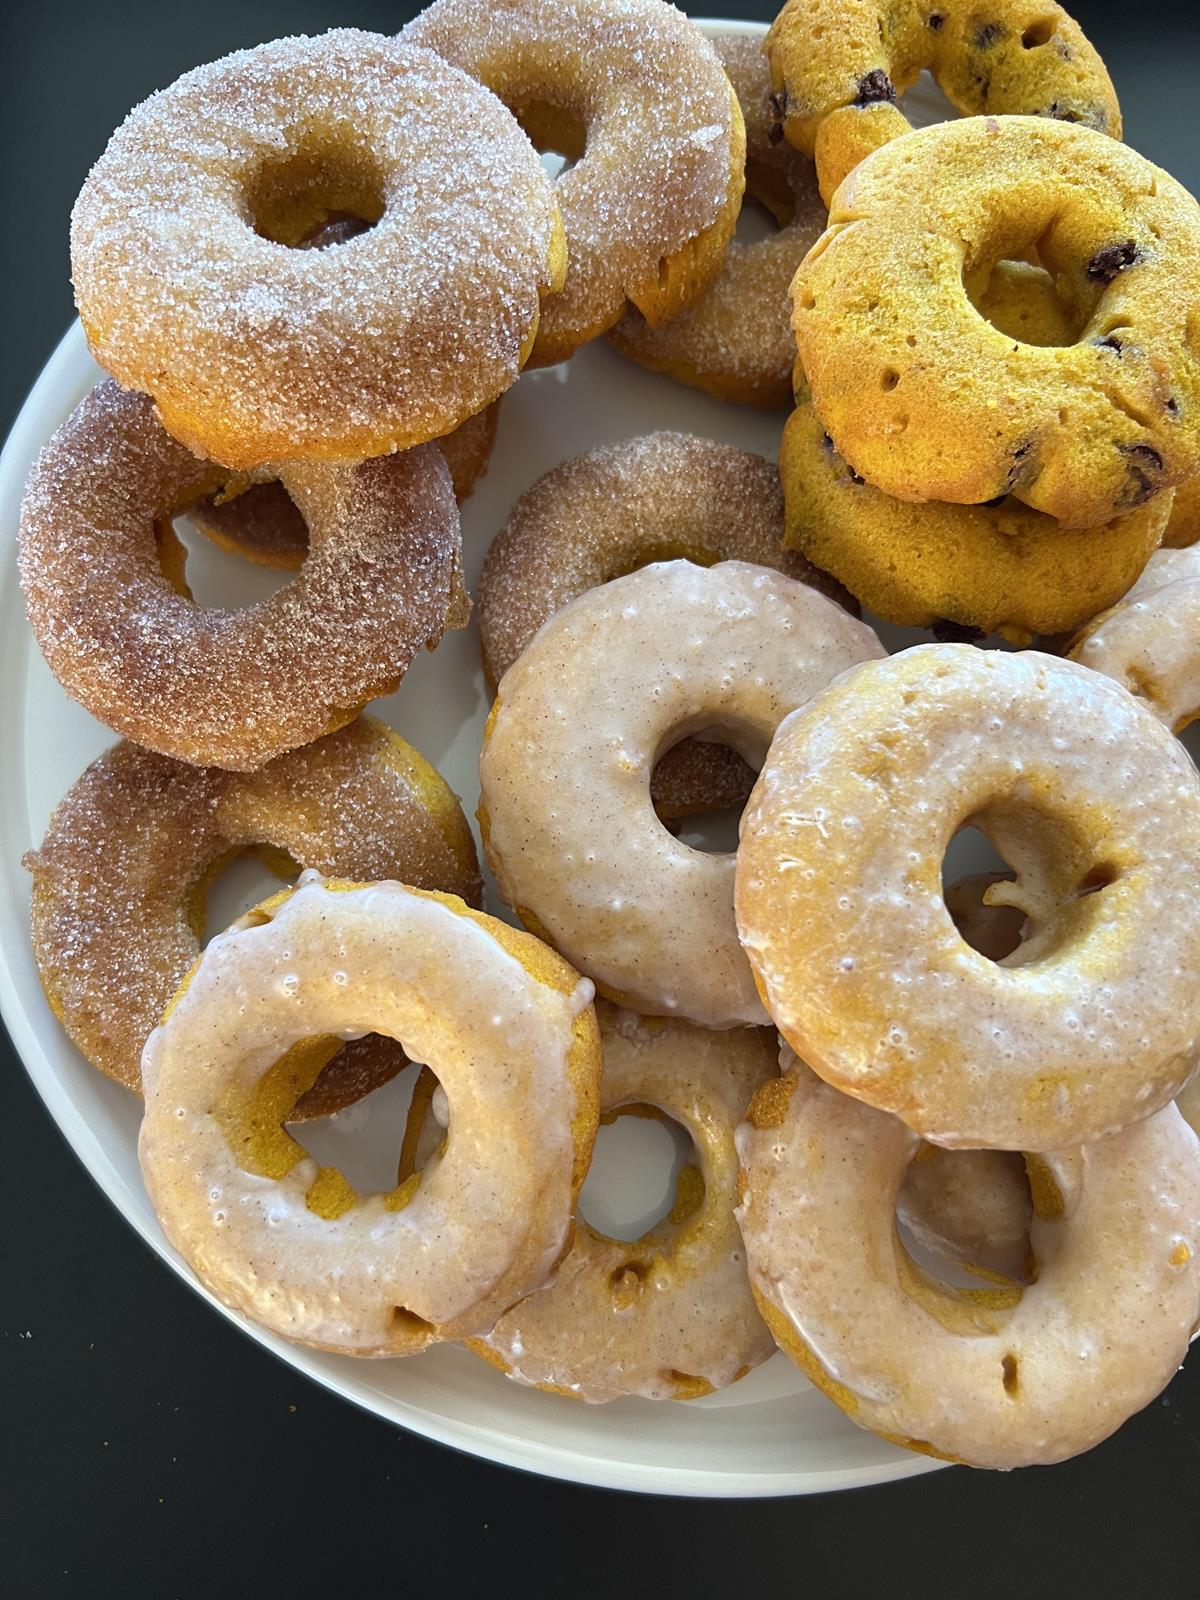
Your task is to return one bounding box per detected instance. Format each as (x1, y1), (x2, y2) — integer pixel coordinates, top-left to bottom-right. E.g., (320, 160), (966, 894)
(974, 22), (1005, 47)
(1118, 443), (1165, 506)
(1087, 241), (1140, 284)
(1096, 335), (1123, 352)
(1005, 441), (1035, 490)
(932, 619), (985, 644)
(1167, 397), (1181, 416)
(854, 69), (896, 106)
(927, 12), (945, 29)
(767, 122), (784, 145)
(1046, 100), (1083, 123)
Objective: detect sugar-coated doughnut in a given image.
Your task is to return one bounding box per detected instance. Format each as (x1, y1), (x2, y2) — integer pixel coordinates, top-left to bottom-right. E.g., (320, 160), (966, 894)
(899, 1147), (1033, 1282)
(1070, 544), (1200, 732)
(479, 434), (848, 819)
(71, 31), (564, 469)
(736, 1060), (1200, 1468)
(18, 382), (465, 770)
(480, 560), (884, 1028)
(779, 391), (1171, 644)
(139, 873), (601, 1355)
(607, 31), (826, 407)
(766, 0), (1120, 200)
(459, 1004), (776, 1401)
(402, 0), (745, 367)
(735, 644), (1200, 1149)
(189, 403), (501, 572)
(792, 117), (1200, 528)
(25, 717), (482, 1118)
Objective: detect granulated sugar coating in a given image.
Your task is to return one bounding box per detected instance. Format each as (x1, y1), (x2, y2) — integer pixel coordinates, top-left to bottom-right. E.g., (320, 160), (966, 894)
(19, 383), (466, 771)
(402, 0), (745, 367)
(70, 30), (563, 469)
(24, 717), (483, 1112)
(609, 30), (828, 408)
(478, 432), (846, 817)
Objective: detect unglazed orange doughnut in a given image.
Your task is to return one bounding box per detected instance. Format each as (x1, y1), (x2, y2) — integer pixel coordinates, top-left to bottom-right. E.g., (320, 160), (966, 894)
(18, 383), (465, 770)
(1163, 473), (1200, 549)
(480, 560), (884, 1028)
(189, 403), (501, 572)
(139, 874), (601, 1355)
(70, 31), (564, 469)
(766, 0), (1120, 201)
(607, 31), (826, 408)
(779, 391), (1171, 643)
(736, 1060), (1200, 1469)
(25, 717), (482, 1118)
(478, 434), (847, 820)
(402, 0), (745, 367)
(792, 117), (1200, 528)
(1070, 544), (1200, 732)
(450, 1005), (777, 1401)
(736, 644), (1200, 1149)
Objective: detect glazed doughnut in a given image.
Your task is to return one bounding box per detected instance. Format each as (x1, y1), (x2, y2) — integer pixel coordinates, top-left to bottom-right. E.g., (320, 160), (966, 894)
(138, 874), (601, 1354)
(1070, 544), (1200, 732)
(18, 382), (465, 770)
(436, 1005), (776, 1401)
(25, 717), (482, 1118)
(480, 559), (884, 1028)
(766, 0), (1120, 199)
(735, 644), (1200, 1149)
(70, 30), (565, 469)
(779, 390), (1171, 643)
(607, 31), (827, 408)
(792, 117), (1200, 528)
(189, 403), (501, 572)
(402, 0), (745, 368)
(479, 434), (848, 819)
(898, 1147), (1033, 1282)
(736, 1060), (1200, 1468)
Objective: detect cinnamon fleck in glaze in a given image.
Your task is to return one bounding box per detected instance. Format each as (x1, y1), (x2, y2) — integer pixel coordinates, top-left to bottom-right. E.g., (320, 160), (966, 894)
(139, 875), (601, 1355)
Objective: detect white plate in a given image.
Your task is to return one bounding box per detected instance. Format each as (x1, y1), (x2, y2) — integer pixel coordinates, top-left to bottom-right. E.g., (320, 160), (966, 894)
(0, 23), (960, 1496)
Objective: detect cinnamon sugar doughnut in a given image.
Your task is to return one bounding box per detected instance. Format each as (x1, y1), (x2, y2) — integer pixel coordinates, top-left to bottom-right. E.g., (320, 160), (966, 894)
(792, 117), (1200, 528)
(25, 717), (482, 1119)
(402, 0), (745, 368)
(607, 31), (826, 408)
(766, 0), (1120, 201)
(480, 560), (884, 1028)
(1070, 544), (1200, 733)
(779, 391), (1171, 644)
(18, 382), (465, 770)
(189, 403), (501, 572)
(735, 644), (1200, 1149)
(736, 1060), (1200, 1468)
(70, 30), (565, 469)
(479, 434), (847, 820)
(138, 874), (601, 1355)
(437, 1005), (777, 1401)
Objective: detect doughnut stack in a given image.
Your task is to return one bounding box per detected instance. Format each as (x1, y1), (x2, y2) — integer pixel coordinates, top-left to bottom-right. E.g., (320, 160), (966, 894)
(15, 0), (1200, 1475)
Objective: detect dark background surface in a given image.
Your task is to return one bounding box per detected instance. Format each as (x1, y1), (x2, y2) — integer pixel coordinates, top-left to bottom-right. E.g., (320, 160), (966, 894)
(4, 3), (1200, 1595)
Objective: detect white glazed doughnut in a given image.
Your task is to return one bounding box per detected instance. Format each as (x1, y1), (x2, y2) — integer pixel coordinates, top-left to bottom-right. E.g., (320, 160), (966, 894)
(139, 873), (601, 1356)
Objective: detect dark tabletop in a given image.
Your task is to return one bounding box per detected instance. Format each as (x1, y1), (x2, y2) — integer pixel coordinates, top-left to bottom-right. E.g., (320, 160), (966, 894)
(4, 3), (1200, 1595)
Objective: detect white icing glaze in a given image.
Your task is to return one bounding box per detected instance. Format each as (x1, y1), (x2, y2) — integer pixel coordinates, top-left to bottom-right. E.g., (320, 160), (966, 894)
(480, 559), (884, 1027)
(736, 1056), (1200, 1469)
(139, 875), (595, 1355)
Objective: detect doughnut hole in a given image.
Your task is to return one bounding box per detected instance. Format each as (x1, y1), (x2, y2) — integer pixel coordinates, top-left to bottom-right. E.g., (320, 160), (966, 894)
(194, 845), (298, 949)
(516, 100), (587, 179)
(732, 195), (781, 249)
(965, 259), (1088, 348)
(897, 1146), (1036, 1288)
(246, 145), (385, 248)
(651, 718), (766, 852)
(158, 504), (299, 607)
(578, 1103), (701, 1245)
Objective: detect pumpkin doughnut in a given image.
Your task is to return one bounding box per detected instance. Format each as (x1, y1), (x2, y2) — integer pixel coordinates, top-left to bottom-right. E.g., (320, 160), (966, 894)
(420, 1004), (776, 1401)
(607, 31), (826, 408)
(18, 382), (466, 770)
(70, 30), (565, 469)
(402, 0), (745, 368)
(778, 390), (1171, 644)
(479, 434), (848, 820)
(138, 874), (601, 1355)
(792, 117), (1200, 528)
(24, 717), (482, 1119)
(189, 403), (501, 572)
(480, 559), (884, 1028)
(766, 0), (1120, 199)
(1163, 473), (1200, 549)
(735, 644), (1200, 1149)
(736, 1059), (1200, 1469)
(1070, 544), (1200, 733)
